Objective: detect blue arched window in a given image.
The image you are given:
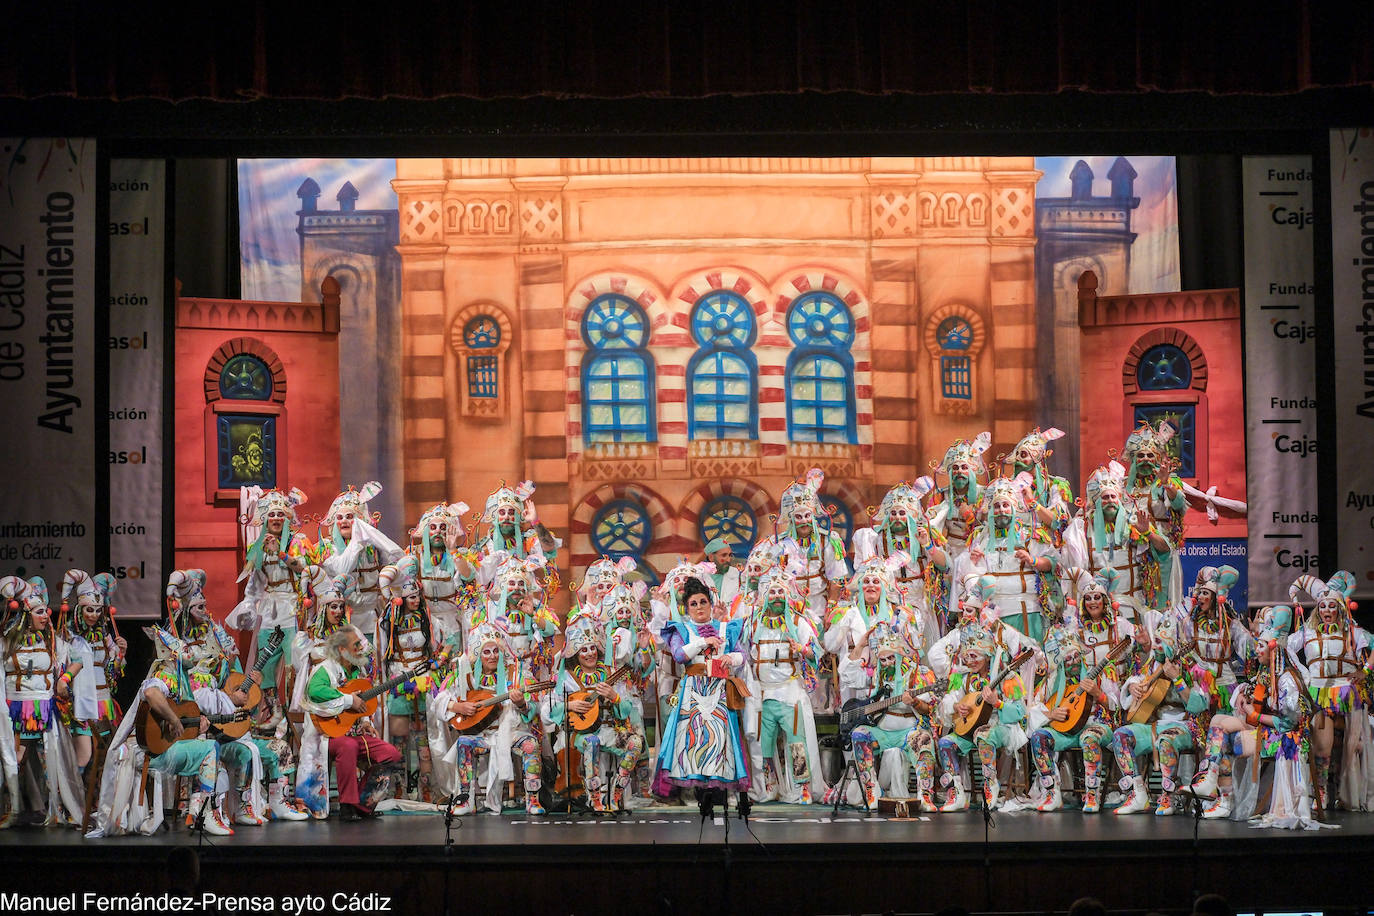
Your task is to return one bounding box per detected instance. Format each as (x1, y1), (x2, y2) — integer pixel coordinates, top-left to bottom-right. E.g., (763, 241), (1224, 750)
(1136, 344), (1192, 391)
(464, 316), (501, 399)
(936, 316), (972, 400)
(786, 292), (856, 444)
(699, 494), (758, 560)
(689, 291), (757, 439)
(581, 294), (656, 443)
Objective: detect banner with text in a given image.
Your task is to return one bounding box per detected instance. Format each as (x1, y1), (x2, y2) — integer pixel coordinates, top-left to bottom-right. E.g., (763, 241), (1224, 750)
(1331, 129), (1374, 600)
(0, 138), (96, 595)
(1242, 156), (1319, 604)
(108, 160), (164, 617)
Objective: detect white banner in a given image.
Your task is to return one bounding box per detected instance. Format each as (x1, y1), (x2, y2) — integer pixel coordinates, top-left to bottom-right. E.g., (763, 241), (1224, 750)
(0, 138), (97, 596)
(108, 160), (164, 617)
(1331, 129), (1374, 600)
(1242, 156), (1319, 604)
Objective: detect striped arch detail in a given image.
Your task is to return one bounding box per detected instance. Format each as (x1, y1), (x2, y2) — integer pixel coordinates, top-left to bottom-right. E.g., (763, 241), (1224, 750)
(676, 478), (777, 551)
(564, 273), (671, 463)
(569, 481), (675, 582)
(772, 268), (875, 456)
(670, 267), (772, 329)
(821, 478), (871, 528)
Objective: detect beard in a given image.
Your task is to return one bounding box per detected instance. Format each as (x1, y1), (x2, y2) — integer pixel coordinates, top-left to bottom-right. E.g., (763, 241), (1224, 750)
(344, 645), (372, 668)
(992, 511), (1013, 529)
(952, 472), (970, 491)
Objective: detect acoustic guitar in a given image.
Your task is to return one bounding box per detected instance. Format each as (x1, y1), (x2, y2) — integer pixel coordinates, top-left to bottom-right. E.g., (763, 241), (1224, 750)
(567, 664), (633, 732)
(838, 676), (952, 742)
(448, 679), (556, 734)
(951, 648), (1035, 739)
(217, 626), (285, 739)
(134, 699), (250, 756)
(1048, 636), (1133, 735)
(311, 659), (433, 738)
(1125, 639), (1199, 725)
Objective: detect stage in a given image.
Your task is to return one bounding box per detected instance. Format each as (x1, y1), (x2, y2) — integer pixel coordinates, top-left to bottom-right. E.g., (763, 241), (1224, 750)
(3, 805), (1368, 914)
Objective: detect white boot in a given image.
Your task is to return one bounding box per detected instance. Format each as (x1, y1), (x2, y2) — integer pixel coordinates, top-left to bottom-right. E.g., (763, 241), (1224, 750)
(939, 774), (968, 812)
(1035, 776), (1062, 812)
(1114, 777), (1149, 815)
(187, 792), (234, 836)
(1202, 792), (1232, 820)
(1191, 762), (1220, 799)
(234, 789), (264, 826)
(268, 777), (308, 821)
(981, 765), (1000, 811)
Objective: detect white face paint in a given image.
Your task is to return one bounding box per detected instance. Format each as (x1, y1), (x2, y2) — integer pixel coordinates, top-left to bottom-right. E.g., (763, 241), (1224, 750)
(480, 642), (501, 672)
(1318, 597), (1342, 625)
(266, 507), (287, 535)
(765, 580), (789, 608)
(427, 519), (447, 542)
(80, 600), (102, 626)
(335, 508), (356, 539)
(961, 647), (989, 671)
(991, 495), (1015, 526)
(577, 645), (600, 667)
(496, 504), (517, 532)
(187, 595), (210, 622)
(324, 599), (347, 625)
(593, 579), (615, 600)
(28, 605), (51, 631)
(861, 575), (883, 606)
(791, 506), (814, 536)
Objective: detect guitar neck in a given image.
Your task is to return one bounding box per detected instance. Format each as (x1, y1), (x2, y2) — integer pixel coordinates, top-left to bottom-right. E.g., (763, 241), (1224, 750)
(1083, 639), (1132, 682)
(359, 666), (426, 702)
(481, 680), (554, 708)
(251, 635), (284, 675)
(604, 665), (632, 688)
(860, 679), (949, 716)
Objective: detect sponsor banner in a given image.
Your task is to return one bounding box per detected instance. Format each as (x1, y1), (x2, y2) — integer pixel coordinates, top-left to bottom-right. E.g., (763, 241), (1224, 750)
(108, 160), (164, 616)
(1241, 157), (1319, 605)
(0, 138), (96, 595)
(1179, 538), (1249, 614)
(1331, 130), (1374, 601)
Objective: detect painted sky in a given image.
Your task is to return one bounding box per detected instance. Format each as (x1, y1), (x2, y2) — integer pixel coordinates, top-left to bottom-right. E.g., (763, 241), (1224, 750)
(239, 158), (397, 301)
(1034, 155), (1180, 293)
(239, 156), (1179, 301)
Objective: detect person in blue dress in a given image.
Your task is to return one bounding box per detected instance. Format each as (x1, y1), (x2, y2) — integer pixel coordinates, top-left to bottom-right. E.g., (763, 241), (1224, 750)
(651, 574), (751, 800)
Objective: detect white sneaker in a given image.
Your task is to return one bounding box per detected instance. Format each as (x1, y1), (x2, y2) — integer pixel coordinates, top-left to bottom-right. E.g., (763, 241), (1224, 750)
(1202, 793), (1232, 820)
(187, 793), (234, 836)
(1191, 764), (1220, 799)
(939, 778), (968, 812)
(268, 781), (309, 821)
(1114, 779), (1149, 815)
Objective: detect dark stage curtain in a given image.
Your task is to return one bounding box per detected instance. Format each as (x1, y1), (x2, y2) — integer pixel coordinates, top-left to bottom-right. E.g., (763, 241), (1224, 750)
(4, 2), (1372, 102)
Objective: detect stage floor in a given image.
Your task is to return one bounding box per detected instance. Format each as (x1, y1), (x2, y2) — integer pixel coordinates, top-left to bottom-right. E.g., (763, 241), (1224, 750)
(2, 805), (1369, 914)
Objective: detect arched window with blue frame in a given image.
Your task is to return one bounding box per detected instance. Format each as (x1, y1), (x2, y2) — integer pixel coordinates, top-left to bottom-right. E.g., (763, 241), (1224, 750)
(786, 291), (856, 444)
(936, 316), (972, 400)
(698, 494), (758, 560)
(581, 294), (656, 443)
(1136, 344), (1192, 391)
(689, 290), (757, 439)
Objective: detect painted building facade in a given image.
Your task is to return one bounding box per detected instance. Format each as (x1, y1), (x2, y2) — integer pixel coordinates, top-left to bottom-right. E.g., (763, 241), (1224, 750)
(1076, 270), (1247, 541)
(172, 279), (342, 616)
(391, 157), (1043, 590)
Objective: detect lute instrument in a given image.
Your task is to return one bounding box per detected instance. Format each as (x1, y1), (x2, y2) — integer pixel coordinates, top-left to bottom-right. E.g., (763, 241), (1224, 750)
(135, 698), (250, 756)
(1048, 635), (1133, 735)
(448, 678), (556, 734)
(951, 648), (1035, 738)
(311, 659), (433, 738)
(838, 676), (952, 741)
(1125, 639), (1199, 725)
(567, 664), (633, 732)
(217, 626), (285, 738)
